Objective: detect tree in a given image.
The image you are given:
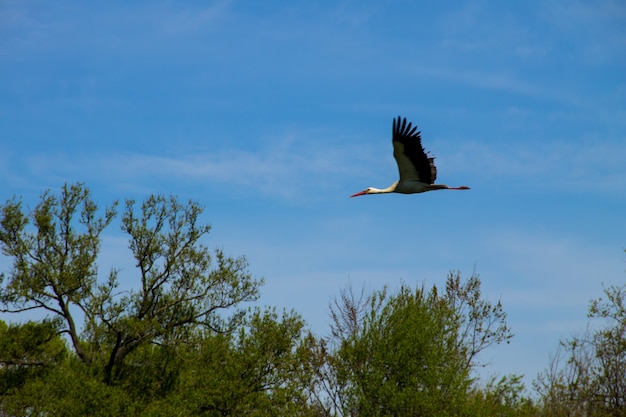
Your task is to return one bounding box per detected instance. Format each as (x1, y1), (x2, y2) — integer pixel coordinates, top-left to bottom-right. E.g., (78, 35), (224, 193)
(0, 319), (65, 369)
(147, 307), (317, 416)
(0, 183), (262, 383)
(0, 319), (66, 398)
(535, 281), (626, 417)
(2, 183), (538, 416)
(466, 375), (537, 417)
(310, 271), (514, 416)
(0, 307), (320, 417)
(0, 357), (136, 417)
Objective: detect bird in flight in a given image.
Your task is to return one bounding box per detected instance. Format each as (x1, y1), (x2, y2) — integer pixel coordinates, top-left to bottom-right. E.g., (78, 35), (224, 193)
(350, 116), (470, 197)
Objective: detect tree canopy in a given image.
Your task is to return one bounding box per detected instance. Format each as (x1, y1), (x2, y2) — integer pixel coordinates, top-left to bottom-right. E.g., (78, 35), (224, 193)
(1, 182), (621, 416)
(0, 183), (261, 385)
(308, 272), (517, 416)
(535, 280), (626, 417)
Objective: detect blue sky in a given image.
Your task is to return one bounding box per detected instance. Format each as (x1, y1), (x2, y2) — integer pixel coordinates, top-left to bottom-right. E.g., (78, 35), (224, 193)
(1, 0), (625, 389)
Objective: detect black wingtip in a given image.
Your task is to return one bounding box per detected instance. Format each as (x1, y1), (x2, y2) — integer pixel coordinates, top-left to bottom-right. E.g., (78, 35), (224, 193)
(393, 116), (420, 139)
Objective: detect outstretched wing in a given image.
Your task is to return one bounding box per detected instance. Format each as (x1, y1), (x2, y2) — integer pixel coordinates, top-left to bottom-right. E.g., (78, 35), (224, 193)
(392, 116), (437, 184)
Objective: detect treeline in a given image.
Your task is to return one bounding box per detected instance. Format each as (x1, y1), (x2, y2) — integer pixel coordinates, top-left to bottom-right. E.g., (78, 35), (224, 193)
(0, 183), (623, 416)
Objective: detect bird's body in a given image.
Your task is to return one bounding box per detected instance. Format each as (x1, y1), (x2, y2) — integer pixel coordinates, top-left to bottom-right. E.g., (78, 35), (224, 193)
(350, 116), (470, 197)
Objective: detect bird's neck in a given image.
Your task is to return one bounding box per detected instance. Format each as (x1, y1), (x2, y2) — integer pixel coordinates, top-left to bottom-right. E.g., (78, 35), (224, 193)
(371, 182), (399, 194)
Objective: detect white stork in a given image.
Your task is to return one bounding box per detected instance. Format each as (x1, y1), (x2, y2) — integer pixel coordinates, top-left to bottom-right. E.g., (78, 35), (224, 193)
(350, 116), (470, 197)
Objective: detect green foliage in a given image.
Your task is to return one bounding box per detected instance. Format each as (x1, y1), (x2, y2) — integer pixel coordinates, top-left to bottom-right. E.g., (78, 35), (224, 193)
(0, 319), (65, 367)
(0, 183), (262, 383)
(313, 272), (516, 416)
(535, 282), (626, 417)
(0, 319), (67, 396)
(0, 357), (136, 417)
(0, 183), (117, 364)
(152, 307), (315, 416)
(84, 193), (263, 381)
(0, 183), (545, 416)
(0, 308), (316, 416)
(466, 375), (537, 417)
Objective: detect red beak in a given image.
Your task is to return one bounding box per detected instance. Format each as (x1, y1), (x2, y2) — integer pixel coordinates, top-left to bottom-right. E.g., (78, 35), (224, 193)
(350, 190), (367, 198)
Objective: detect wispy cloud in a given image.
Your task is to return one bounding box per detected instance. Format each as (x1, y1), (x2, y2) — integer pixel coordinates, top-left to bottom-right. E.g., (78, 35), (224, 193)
(438, 139), (626, 193)
(0, 1), (30, 27)
(157, 0), (233, 35)
(541, 1), (626, 65)
(7, 125), (626, 202)
(402, 64), (588, 108)
(16, 131), (380, 201)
